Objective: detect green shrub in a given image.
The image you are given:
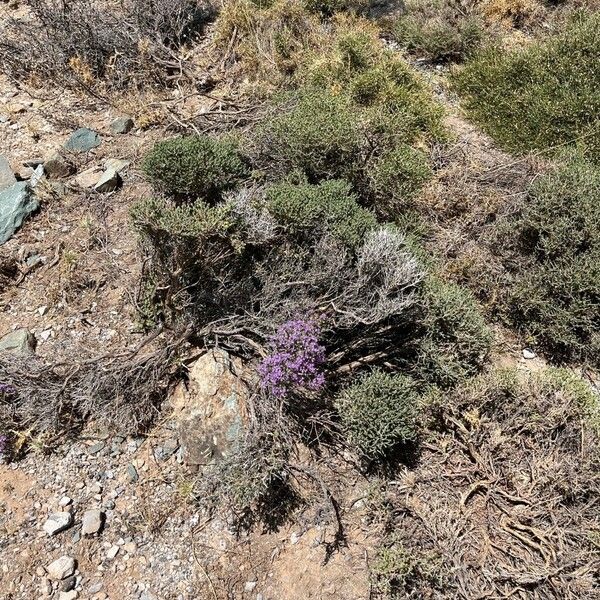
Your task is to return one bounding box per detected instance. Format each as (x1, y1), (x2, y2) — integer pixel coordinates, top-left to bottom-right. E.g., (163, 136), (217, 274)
(142, 135), (248, 200)
(371, 538), (446, 598)
(414, 277), (492, 388)
(393, 0), (489, 62)
(368, 144), (431, 217)
(265, 178), (377, 247)
(499, 154), (600, 364)
(303, 0), (368, 16)
(335, 370), (419, 460)
(255, 88), (364, 181)
(453, 11), (600, 161)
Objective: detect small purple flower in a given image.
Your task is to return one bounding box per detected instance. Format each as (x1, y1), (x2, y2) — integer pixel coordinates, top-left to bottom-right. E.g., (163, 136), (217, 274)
(259, 318), (326, 399)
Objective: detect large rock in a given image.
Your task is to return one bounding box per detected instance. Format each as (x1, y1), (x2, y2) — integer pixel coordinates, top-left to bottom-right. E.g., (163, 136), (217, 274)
(0, 182), (39, 245)
(0, 329), (36, 354)
(64, 128), (101, 153)
(173, 349), (248, 466)
(81, 509), (104, 536)
(43, 512), (73, 536)
(110, 116), (134, 135)
(0, 155), (16, 192)
(94, 168), (120, 193)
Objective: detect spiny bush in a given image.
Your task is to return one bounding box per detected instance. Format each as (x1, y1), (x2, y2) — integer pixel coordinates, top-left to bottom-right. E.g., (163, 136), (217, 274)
(0, 0), (212, 90)
(498, 153), (600, 364)
(414, 276), (492, 388)
(371, 537), (445, 598)
(368, 144), (431, 217)
(265, 179), (377, 247)
(453, 11), (600, 162)
(142, 135), (248, 200)
(335, 370), (419, 460)
(254, 88), (364, 182)
(392, 0), (489, 63)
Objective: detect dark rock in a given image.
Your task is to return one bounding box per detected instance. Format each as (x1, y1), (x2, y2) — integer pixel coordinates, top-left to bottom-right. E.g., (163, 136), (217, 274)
(127, 464), (139, 483)
(0, 329), (36, 354)
(64, 128), (101, 153)
(0, 182), (38, 244)
(60, 576), (76, 592)
(44, 152), (75, 179)
(110, 117), (134, 135)
(0, 155), (16, 191)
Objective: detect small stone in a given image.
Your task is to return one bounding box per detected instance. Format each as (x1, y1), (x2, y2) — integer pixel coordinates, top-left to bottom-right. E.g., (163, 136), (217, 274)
(44, 153), (75, 179)
(88, 582), (103, 594)
(59, 496), (72, 507)
(58, 591), (78, 600)
(88, 442), (105, 455)
(64, 128), (101, 153)
(94, 168), (121, 193)
(43, 512), (73, 536)
(123, 542), (137, 555)
(104, 158), (130, 173)
(0, 328), (36, 354)
(74, 167), (102, 189)
(0, 155), (16, 191)
(244, 581), (258, 592)
(46, 556), (76, 580)
(24, 158), (44, 168)
(30, 164), (45, 188)
(110, 117), (134, 135)
(522, 348), (536, 360)
(60, 575), (76, 592)
(106, 545), (119, 560)
(81, 510), (104, 536)
(290, 532), (301, 545)
(127, 463), (139, 483)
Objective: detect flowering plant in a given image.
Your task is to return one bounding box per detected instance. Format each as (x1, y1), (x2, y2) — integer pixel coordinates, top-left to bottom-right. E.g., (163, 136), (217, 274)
(259, 318), (326, 399)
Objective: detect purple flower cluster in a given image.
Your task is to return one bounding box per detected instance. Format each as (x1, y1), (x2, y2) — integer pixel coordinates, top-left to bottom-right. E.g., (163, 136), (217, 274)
(259, 318), (326, 399)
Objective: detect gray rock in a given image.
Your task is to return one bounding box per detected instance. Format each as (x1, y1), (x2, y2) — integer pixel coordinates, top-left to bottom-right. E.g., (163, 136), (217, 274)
(64, 128), (101, 153)
(43, 511), (73, 535)
(46, 555), (76, 580)
(30, 164), (45, 188)
(94, 168), (120, 193)
(104, 158), (130, 173)
(0, 182), (39, 245)
(0, 155), (16, 191)
(88, 582), (103, 594)
(522, 348), (536, 360)
(0, 328), (36, 354)
(88, 442), (105, 455)
(81, 509), (104, 536)
(127, 463), (139, 483)
(58, 591), (78, 600)
(44, 153), (75, 179)
(110, 117), (134, 135)
(174, 349), (248, 466)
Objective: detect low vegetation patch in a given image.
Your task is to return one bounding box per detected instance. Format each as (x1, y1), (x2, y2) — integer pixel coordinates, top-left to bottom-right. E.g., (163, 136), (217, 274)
(0, 0), (212, 90)
(453, 11), (600, 161)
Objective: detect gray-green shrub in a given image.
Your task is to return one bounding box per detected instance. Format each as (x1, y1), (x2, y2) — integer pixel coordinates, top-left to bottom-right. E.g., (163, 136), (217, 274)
(142, 135), (248, 200)
(335, 370), (419, 460)
(265, 179), (377, 247)
(453, 11), (600, 162)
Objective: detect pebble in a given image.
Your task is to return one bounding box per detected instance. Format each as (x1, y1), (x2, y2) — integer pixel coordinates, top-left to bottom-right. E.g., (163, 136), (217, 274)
(58, 591), (78, 600)
(244, 581), (258, 592)
(59, 496), (72, 507)
(106, 545), (120, 560)
(43, 512), (73, 536)
(81, 509), (104, 536)
(522, 348), (536, 359)
(46, 556), (76, 580)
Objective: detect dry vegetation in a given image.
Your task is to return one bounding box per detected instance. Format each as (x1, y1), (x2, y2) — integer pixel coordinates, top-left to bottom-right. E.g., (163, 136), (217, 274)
(0, 0), (599, 597)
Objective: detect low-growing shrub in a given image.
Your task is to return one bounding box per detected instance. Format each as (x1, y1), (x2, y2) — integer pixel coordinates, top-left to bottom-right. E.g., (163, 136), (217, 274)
(335, 370), (419, 460)
(265, 179), (377, 247)
(498, 154), (600, 364)
(414, 276), (492, 388)
(254, 88), (364, 182)
(392, 0), (489, 63)
(371, 537), (445, 598)
(453, 11), (600, 162)
(0, 0), (212, 90)
(368, 144), (431, 217)
(142, 135), (248, 200)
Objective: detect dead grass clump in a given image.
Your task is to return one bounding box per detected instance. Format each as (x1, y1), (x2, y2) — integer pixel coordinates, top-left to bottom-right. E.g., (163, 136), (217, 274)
(481, 0), (547, 28)
(0, 0), (213, 91)
(376, 367), (600, 598)
(0, 331), (187, 445)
